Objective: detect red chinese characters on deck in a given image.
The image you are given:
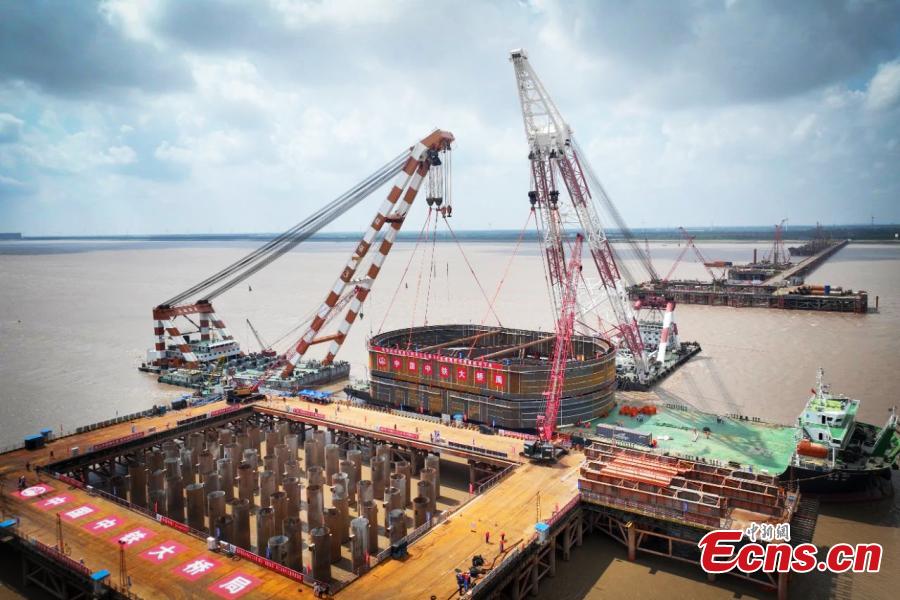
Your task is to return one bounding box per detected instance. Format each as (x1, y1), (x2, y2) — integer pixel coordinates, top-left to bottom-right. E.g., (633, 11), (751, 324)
(208, 573), (261, 598)
(36, 494), (72, 510)
(17, 483), (54, 499)
(173, 555), (222, 581)
(139, 540), (188, 563)
(60, 504), (99, 521)
(456, 366), (468, 381)
(407, 358), (417, 373)
(423, 362), (433, 376)
(474, 369), (486, 384)
(83, 516), (125, 534)
(113, 527), (156, 547)
(439, 364), (451, 379)
(391, 357), (402, 371)
(376, 354), (388, 369)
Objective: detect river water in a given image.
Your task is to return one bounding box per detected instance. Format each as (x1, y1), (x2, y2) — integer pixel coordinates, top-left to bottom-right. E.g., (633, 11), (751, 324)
(0, 239), (897, 598)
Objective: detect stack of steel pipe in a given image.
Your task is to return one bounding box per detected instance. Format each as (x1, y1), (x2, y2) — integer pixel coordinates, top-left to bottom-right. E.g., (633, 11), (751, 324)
(204, 471), (221, 496)
(242, 448), (259, 471)
(237, 462), (255, 507)
(230, 498), (252, 551)
(413, 496), (429, 527)
(218, 428), (233, 446)
(224, 443), (240, 478)
(421, 468), (437, 513)
(388, 509), (406, 544)
(275, 444), (289, 486)
(339, 460), (356, 506)
(313, 430), (326, 466)
(324, 508), (342, 563)
(306, 484), (324, 532)
(304, 439), (317, 472)
(357, 480), (373, 508)
(284, 460), (300, 479)
(268, 534), (289, 566)
(307, 465), (325, 486)
(325, 444), (340, 481)
(148, 449), (165, 473)
(179, 448), (195, 484)
(265, 429), (279, 458)
(425, 454), (441, 499)
(263, 454), (276, 474)
(164, 457), (179, 478)
(283, 516), (303, 571)
(256, 507), (275, 555)
(259, 470), (275, 510)
(389, 472), (406, 509)
(361, 500), (378, 554)
(216, 514), (234, 545)
(207, 490), (226, 536)
(418, 479), (435, 515)
(310, 527), (331, 582)
(371, 455), (387, 500)
(383, 486), (400, 530)
(283, 476), (300, 520)
(350, 517), (369, 573)
(395, 460), (412, 507)
(271, 491), (288, 532)
(166, 475), (185, 523)
(128, 462), (147, 507)
(332, 485), (350, 543)
(277, 420), (289, 444)
(248, 424), (261, 453)
(217, 458), (234, 501)
(285, 433), (299, 460)
(198, 451), (214, 478)
(186, 483), (206, 532)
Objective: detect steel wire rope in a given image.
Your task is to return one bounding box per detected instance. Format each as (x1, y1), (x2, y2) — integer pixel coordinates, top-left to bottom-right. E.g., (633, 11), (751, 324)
(407, 209), (435, 348)
(441, 216), (503, 327)
(162, 151), (408, 305)
(376, 209), (434, 336)
(421, 205), (440, 329)
(204, 157), (408, 300)
(466, 211), (535, 359)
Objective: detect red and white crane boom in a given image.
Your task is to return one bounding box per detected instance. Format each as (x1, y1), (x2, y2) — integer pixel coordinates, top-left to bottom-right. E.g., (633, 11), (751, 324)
(537, 233), (583, 442)
(510, 49), (649, 380)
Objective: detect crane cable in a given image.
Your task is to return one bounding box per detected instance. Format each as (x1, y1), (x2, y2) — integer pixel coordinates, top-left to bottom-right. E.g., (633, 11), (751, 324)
(162, 151), (408, 305)
(442, 216), (503, 327)
(376, 208), (434, 336)
(407, 209), (436, 348)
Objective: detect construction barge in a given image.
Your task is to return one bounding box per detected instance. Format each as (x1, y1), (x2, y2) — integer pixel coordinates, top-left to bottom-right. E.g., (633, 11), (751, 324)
(631, 240), (871, 313)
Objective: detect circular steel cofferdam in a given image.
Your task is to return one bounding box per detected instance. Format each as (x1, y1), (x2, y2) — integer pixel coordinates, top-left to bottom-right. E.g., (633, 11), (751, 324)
(367, 324), (616, 431)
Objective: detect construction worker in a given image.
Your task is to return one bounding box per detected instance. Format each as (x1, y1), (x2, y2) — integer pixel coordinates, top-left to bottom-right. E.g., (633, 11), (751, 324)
(456, 571), (464, 595)
(485, 531), (490, 544)
(463, 570), (471, 592)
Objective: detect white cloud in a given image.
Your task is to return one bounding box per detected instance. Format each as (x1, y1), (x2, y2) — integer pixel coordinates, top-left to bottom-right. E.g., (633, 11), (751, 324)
(0, 112), (24, 143)
(865, 59), (900, 112)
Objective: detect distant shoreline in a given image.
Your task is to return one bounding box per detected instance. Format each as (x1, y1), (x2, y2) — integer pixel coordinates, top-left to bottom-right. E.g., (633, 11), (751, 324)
(4, 224), (899, 243)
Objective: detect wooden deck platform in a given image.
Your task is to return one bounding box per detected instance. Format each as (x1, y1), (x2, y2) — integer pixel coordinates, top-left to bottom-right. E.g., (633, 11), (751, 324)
(2, 394), (573, 599)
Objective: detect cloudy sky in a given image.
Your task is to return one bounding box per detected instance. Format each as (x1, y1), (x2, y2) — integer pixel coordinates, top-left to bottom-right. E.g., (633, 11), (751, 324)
(1, 0), (899, 235)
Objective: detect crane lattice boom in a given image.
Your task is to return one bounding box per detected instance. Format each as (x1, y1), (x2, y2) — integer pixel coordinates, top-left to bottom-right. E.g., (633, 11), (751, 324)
(538, 234), (583, 442)
(510, 49), (648, 379)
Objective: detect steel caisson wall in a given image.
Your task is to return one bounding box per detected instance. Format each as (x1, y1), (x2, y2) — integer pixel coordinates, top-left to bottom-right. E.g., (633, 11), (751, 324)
(368, 324), (616, 430)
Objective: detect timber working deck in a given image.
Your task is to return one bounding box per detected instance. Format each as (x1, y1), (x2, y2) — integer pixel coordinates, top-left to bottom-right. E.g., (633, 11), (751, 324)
(0, 395), (540, 599)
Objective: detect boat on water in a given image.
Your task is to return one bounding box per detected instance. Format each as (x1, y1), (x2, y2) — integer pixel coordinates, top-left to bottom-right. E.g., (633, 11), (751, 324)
(784, 368), (899, 497)
(581, 368), (899, 500)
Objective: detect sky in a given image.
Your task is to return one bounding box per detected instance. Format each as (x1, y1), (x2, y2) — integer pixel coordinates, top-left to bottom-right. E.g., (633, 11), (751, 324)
(0, 0), (899, 236)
